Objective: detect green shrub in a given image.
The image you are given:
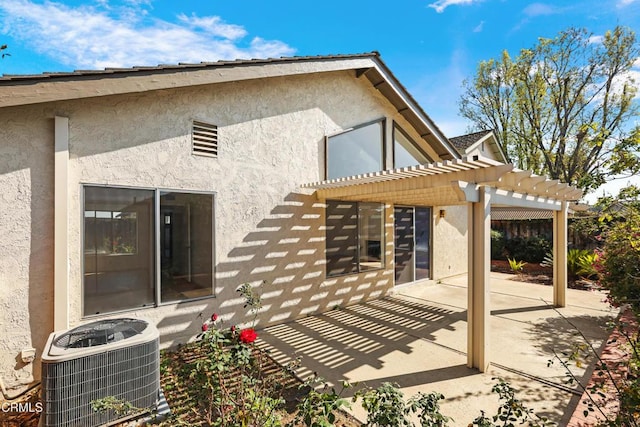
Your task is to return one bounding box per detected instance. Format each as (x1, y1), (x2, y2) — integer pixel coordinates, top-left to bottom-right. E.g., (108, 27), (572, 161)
(491, 230), (507, 260)
(188, 282), (286, 426)
(504, 236), (551, 263)
(566, 249), (598, 280)
(361, 382), (410, 426)
(598, 212), (640, 313)
(507, 258), (526, 274)
(289, 378), (352, 427)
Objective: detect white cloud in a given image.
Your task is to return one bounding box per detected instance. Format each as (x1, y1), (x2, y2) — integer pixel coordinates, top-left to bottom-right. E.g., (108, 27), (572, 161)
(0, 0), (295, 70)
(522, 3), (558, 17)
(617, 0), (638, 6)
(428, 0), (479, 13)
(473, 20), (485, 33)
(510, 3), (561, 32)
(588, 35), (604, 44)
(177, 14), (247, 40)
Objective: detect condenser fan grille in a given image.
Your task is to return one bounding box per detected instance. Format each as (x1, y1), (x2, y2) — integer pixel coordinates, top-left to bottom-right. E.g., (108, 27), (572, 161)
(53, 318), (148, 349)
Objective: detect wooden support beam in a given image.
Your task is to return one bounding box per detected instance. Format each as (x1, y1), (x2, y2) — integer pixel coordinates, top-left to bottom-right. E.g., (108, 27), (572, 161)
(467, 187), (491, 372)
(553, 201), (569, 307)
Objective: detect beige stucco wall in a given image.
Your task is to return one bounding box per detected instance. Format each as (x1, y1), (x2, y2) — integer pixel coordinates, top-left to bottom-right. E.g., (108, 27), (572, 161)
(432, 204), (468, 280)
(1, 69), (459, 390)
(0, 104), (55, 391)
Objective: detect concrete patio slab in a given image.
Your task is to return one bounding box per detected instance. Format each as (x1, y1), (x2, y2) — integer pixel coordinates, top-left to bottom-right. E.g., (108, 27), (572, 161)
(258, 272), (617, 426)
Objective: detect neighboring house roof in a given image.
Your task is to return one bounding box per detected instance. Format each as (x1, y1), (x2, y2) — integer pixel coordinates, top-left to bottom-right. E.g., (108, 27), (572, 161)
(490, 206), (589, 220)
(0, 52), (459, 161)
(449, 130), (492, 151)
(491, 207), (561, 220)
(449, 130), (507, 163)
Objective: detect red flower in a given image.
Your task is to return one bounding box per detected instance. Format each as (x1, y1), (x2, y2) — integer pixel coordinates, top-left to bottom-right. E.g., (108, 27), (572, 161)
(239, 328), (257, 344)
(211, 313), (219, 322)
(201, 323), (209, 332)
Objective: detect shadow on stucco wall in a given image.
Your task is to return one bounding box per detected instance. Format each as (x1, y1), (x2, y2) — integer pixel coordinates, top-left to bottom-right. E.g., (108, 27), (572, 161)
(25, 120), (55, 388)
(157, 192), (393, 347)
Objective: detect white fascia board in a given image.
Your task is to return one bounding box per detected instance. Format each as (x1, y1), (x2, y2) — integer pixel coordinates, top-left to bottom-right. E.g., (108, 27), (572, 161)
(489, 188), (563, 210)
(0, 57), (377, 108)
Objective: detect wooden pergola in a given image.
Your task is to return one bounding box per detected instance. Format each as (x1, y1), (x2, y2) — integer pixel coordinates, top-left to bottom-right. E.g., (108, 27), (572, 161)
(303, 155), (583, 372)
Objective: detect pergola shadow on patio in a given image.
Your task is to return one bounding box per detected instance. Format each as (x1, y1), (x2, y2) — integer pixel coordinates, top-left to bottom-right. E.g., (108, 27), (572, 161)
(257, 272), (616, 426)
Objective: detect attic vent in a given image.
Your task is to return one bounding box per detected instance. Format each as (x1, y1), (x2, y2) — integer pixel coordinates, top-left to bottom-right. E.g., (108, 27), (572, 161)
(192, 121), (218, 157)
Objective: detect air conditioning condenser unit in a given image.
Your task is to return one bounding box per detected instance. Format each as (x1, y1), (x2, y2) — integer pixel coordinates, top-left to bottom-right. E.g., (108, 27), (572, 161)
(41, 318), (160, 427)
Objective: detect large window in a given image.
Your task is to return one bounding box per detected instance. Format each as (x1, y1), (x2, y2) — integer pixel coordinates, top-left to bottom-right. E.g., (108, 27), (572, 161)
(393, 124), (432, 168)
(160, 191), (214, 303)
(83, 186), (214, 315)
(325, 200), (384, 277)
(326, 120), (385, 179)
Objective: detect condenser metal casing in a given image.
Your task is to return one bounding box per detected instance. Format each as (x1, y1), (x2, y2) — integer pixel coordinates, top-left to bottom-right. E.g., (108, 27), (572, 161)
(41, 318), (160, 427)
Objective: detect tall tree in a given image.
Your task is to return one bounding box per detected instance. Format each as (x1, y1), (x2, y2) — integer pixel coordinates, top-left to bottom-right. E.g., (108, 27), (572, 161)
(459, 26), (640, 193)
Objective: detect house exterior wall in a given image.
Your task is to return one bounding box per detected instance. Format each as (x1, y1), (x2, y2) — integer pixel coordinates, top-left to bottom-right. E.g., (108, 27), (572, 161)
(0, 69), (458, 390)
(0, 104), (55, 391)
(432, 204), (468, 279)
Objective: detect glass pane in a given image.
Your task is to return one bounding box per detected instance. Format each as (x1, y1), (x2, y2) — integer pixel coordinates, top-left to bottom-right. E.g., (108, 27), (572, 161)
(160, 192), (214, 302)
(327, 121), (383, 179)
(415, 208), (431, 280)
(325, 201), (358, 276)
(358, 203), (384, 271)
(394, 207), (415, 285)
(84, 187), (154, 315)
(394, 126), (432, 168)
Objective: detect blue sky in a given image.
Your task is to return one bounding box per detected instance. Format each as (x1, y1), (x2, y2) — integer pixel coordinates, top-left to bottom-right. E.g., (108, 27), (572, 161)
(1, 0), (639, 199)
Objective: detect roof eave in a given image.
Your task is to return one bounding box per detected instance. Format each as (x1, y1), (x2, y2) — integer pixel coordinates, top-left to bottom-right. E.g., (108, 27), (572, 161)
(0, 54), (380, 109)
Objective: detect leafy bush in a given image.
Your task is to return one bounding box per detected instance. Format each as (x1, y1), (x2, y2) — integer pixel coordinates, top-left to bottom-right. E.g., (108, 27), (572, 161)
(491, 230), (507, 260)
(566, 249), (598, 280)
(469, 379), (552, 427)
(289, 378), (352, 427)
(503, 236), (551, 263)
(360, 382), (411, 426)
(188, 282), (287, 426)
(507, 258), (526, 274)
(598, 212), (640, 313)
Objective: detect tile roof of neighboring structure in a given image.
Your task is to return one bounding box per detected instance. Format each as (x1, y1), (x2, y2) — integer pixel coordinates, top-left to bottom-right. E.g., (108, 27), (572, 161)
(449, 130), (493, 151)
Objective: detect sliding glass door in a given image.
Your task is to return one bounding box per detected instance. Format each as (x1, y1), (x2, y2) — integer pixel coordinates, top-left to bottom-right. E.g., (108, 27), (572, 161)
(394, 206), (431, 285)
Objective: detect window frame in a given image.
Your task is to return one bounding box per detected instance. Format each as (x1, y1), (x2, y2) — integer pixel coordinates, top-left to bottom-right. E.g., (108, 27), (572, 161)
(324, 199), (385, 278)
(392, 122), (433, 169)
(81, 184), (217, 318)
(324, 118), (387, 180)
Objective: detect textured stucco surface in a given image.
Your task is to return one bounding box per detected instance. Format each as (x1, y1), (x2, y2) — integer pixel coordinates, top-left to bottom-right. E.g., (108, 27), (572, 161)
(0, 105), (55, 389)
(0, 69), (463, 390)
(432, 204), (468, 280)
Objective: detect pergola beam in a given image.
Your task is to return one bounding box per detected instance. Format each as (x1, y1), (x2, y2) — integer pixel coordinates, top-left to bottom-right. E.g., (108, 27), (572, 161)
(488, 188), (563, 210)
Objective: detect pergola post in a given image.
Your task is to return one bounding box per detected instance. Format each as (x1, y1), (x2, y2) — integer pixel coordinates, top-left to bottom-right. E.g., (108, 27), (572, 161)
(467, 186), (491, 372)
(553, 201), (569, 307)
